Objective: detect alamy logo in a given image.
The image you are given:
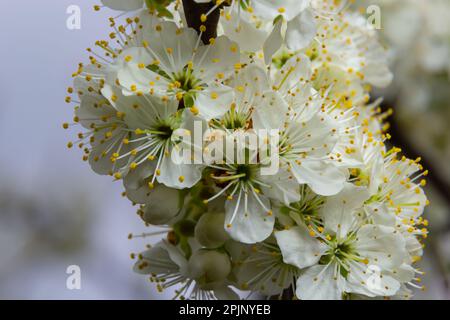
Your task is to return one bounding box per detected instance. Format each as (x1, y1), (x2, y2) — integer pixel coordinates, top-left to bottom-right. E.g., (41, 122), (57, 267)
(367, 5), (382, 30)
(66, 265), (81, 290)
(366, 265), (382, 292)
(171, 121), (280, 176)
(66, 5), (81, 30)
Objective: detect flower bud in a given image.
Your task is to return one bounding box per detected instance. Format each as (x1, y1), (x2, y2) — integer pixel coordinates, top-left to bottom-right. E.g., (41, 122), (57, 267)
(195, 213), (229, 248)
(188, 249), (231, 290)
(143, 186), (181, 225)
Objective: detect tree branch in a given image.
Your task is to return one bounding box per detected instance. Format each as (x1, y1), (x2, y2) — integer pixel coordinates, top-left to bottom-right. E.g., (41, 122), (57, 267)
(182, 0), (228, 44)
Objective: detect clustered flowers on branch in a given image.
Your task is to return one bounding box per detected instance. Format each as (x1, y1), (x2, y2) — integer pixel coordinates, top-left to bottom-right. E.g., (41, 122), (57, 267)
(64, 0), (429, 300)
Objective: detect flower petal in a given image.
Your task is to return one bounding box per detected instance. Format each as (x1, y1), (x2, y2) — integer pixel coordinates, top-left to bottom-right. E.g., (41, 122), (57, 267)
(224, 191), (274, 244)
(275, 225), (327, 269)
(195, 85), (234, 120)
(101, 0), (143, 11)
(296, 264), (344, 300)
(285, 9), (316, 51)
(263, 19), (283, 65)
(290, 160), (346, 196)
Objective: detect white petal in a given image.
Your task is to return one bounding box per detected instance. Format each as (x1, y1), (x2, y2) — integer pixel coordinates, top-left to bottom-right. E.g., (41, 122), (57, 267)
(88, 131), (129, 175)
(320, 183), (370, 236)
(220, 7), (270, 52)
(140, 21), (199, 74)
(290, 160), (346, 196)
(195, 85), (234, 120)
(117, 63), (168, 97)
(124, 181), (154, 204)
(133, 242), (179, 275)
(364, 202), (395, 227)
(233, 64), (270, 105)
(75, 93), (116, 129)
(101, 0), (143, 11)
(362, 63), (393, 88)
(157, 147), (203, 189)
(235, 249), (291, 296)
(252, 91), (288, 130)
(346, 261), (400, 297)
(259, 169), (301, 205)
(272, 53), (312, 95)
(225, 192), (274, 244)
(193, 36), (240, 81)
(263, 20), (283, 65)
(355, 224), (407, 270)
(275, 225), (327, 269)
(296, 264), (344, 300)
(162, 241), (189, 272)
(253, 0), (310, 21)
(285, 9), (316, 51)
(123, 161), (156, 191)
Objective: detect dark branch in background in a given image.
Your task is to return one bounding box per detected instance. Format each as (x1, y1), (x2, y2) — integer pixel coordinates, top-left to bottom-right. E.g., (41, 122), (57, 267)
(182, 0), (229, 44)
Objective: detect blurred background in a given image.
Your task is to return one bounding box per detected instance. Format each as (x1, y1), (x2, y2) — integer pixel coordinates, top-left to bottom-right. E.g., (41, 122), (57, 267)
(0, 0), (449, 299)
(0, 0), (158, 299)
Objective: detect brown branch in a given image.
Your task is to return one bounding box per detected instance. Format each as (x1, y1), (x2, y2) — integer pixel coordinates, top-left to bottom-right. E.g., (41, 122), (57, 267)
(182, 0), (229, 44)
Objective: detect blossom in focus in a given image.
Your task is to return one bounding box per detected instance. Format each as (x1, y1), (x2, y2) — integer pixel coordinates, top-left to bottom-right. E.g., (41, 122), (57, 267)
(63, 0), (430, 300)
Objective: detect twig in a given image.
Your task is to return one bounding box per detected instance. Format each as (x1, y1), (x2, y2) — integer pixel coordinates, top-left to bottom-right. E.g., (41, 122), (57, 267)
(182, 0), (229, 44)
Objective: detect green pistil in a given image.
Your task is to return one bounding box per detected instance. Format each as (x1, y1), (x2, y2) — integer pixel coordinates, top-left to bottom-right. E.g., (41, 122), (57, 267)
(219, 110), (249, 130)
(272, 52), (295, 69)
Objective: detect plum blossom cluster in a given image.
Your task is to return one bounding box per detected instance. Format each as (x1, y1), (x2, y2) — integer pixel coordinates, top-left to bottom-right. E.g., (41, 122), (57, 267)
(64, 0), (429, 300)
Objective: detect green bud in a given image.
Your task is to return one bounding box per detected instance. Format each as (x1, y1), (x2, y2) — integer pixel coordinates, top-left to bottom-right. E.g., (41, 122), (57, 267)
(195, 213), (229, 248)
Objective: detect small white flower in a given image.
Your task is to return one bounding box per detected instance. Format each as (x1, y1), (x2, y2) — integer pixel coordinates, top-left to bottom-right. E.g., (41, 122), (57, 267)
(311, 12), (393, 90)
(101, 84), (204, 189)
(117, 13), (240, 121)
(363, 149), (428, 241)
(203, 160), (296, 244)
(276, 184), (409, 299)
(231, 238), (299, 298)
(134, 241), (238, 299)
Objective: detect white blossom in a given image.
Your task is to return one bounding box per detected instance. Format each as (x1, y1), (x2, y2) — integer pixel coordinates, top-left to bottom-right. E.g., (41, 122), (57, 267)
(64, 0), (429, 300)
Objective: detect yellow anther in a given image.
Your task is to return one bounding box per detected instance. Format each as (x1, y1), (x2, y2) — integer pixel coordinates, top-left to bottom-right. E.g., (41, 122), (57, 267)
(190, 106), (199, 115)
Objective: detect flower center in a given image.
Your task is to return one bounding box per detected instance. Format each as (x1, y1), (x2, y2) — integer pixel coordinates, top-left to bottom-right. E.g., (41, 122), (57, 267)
(154, 123), (174, 140)
(320, 236), (358, 268)
(349, 168), (370, 187)
(172, 71), (201, 92)
(235, 164), (255, 182)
